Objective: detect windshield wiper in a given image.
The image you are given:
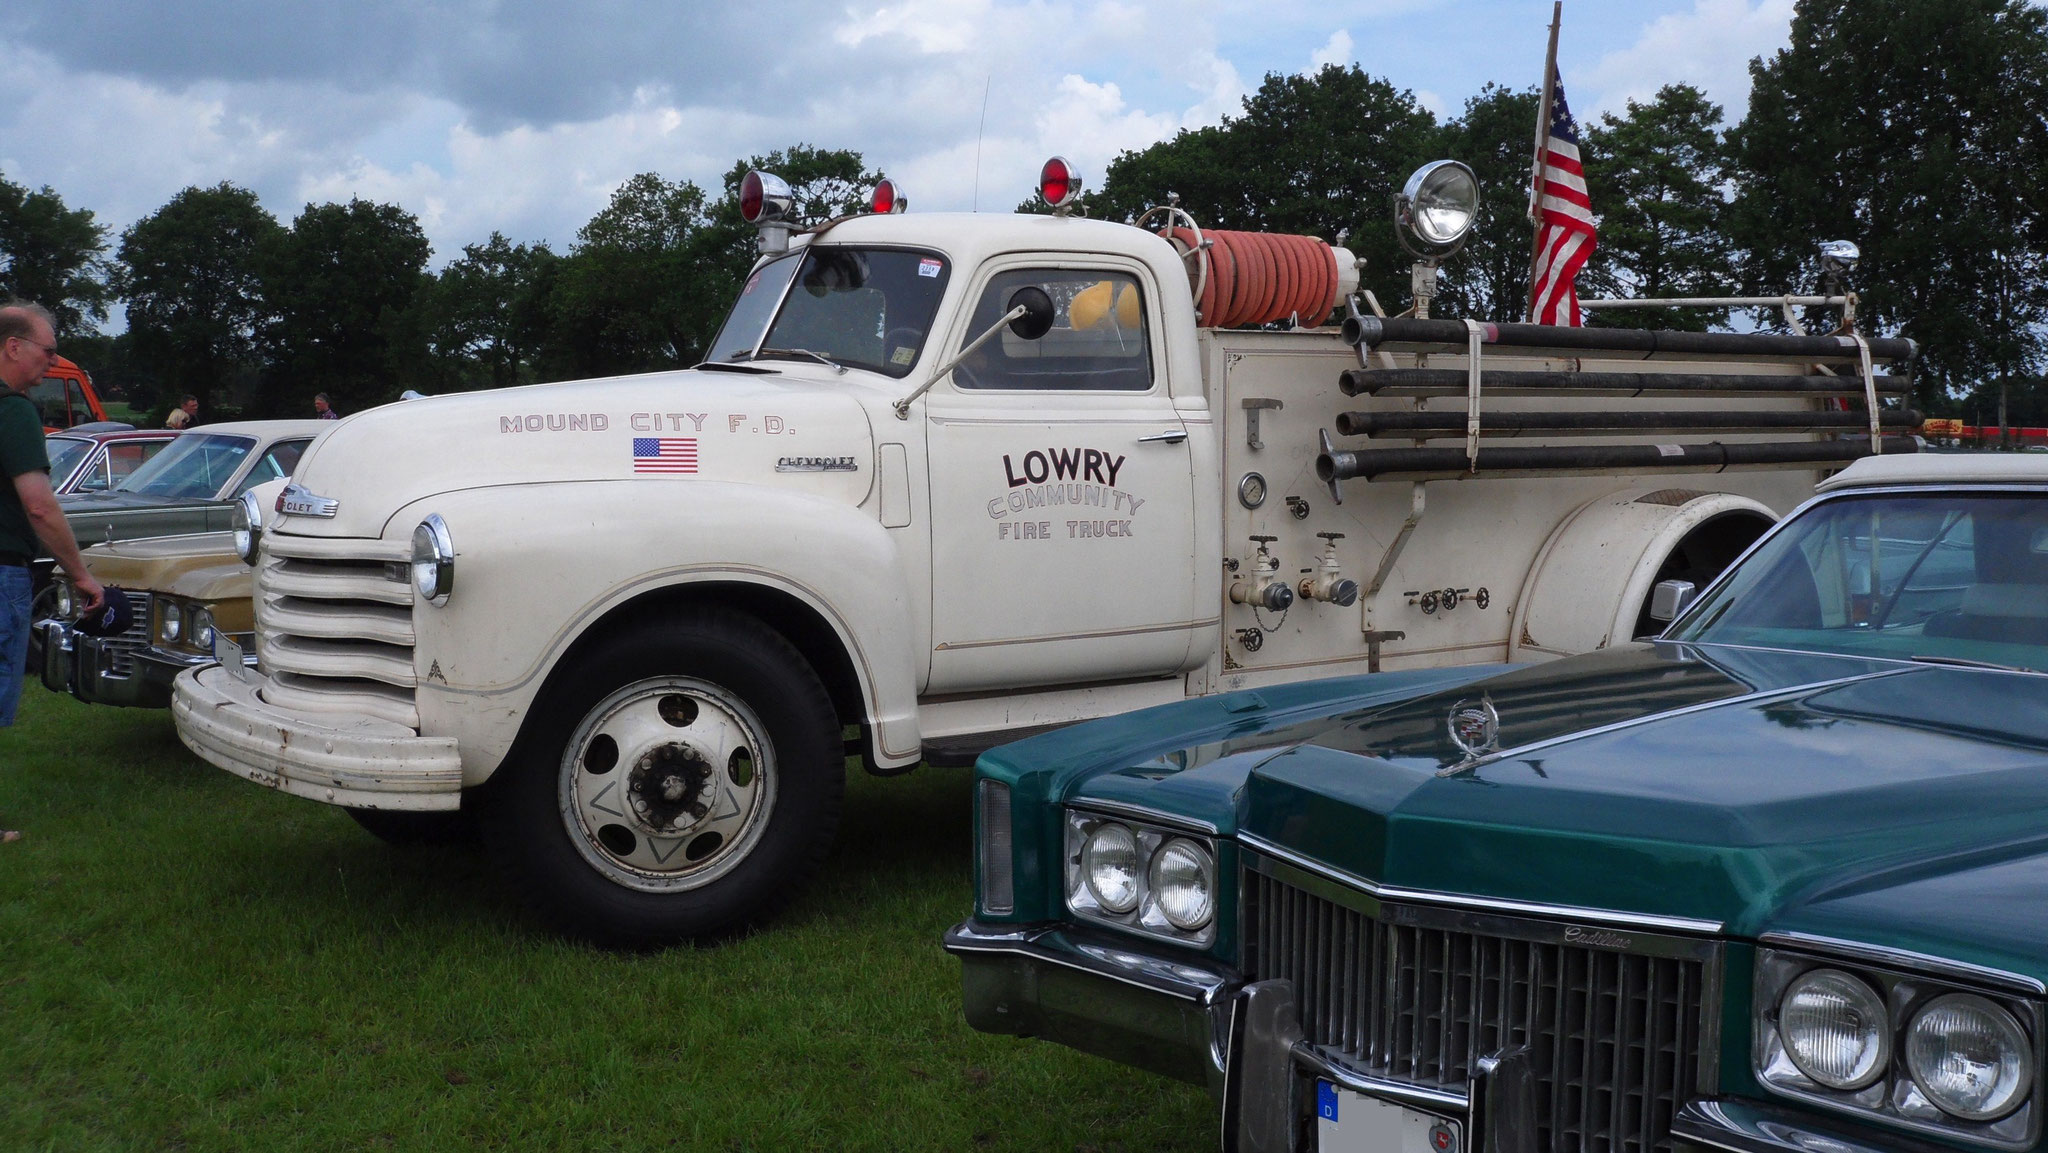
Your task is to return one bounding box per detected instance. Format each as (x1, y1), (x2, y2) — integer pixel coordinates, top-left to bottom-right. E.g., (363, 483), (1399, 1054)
(1910, 654), (2043, 674)
(753, 347), (847, 374)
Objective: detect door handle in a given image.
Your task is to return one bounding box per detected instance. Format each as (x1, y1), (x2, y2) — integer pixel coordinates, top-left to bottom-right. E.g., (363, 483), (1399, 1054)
(1138, 430), (1188, 444)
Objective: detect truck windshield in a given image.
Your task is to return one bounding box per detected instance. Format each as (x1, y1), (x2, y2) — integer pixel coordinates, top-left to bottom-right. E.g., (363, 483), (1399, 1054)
(1672, 492), (2048, 672)
(116, 433), (257, 500)
(704, 246), (950, 379)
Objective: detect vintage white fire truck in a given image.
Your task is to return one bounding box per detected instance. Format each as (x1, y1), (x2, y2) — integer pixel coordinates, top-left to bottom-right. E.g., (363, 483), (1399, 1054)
(172, 158), (1919, 945)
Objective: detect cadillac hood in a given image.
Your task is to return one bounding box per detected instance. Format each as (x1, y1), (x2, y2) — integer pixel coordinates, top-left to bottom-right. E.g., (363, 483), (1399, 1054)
(1080, 644), (2048, 949)
(276, 369), (881, 538)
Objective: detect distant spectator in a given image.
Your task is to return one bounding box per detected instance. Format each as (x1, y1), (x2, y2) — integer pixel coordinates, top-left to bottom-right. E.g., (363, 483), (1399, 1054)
(313, 392), (339, 420)
(165, 395), (198, 429)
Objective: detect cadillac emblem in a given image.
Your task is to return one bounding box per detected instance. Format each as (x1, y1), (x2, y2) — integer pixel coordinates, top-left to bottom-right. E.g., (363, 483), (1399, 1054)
(1446, 697), (1500, 760)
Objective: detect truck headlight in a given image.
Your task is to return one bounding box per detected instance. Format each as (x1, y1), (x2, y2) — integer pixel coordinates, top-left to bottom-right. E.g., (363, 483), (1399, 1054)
(1907, 994), (2033, 1121)
(160, 602), (183, 643)
(1081, 823), (1141, 913)
(1780, 969), (1890, 1090)
(411, 514), (455, 605)
(1148, 838), (1215, 931)
(233, 490), (263, 564)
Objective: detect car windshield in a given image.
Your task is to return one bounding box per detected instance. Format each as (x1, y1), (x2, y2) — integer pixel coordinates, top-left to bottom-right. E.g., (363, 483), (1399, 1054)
(115, 433), (257, 500)
(704, 246), (950, 379)
(1672, 491), (2048, 672)
(45, 436), (92, 486)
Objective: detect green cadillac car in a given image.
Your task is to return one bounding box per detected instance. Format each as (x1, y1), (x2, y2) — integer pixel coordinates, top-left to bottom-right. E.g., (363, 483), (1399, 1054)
(947, 453), (2048, 1153)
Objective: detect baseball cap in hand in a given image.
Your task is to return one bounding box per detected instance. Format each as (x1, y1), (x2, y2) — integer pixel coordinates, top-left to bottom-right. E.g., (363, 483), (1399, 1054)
(75, 586), (134, 637)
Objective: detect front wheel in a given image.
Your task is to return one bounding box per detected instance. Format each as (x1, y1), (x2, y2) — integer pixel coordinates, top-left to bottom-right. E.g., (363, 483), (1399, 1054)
(481, 607), (843, 946)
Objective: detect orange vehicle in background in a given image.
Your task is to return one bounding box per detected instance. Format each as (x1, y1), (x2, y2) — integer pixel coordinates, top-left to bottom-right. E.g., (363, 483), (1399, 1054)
(32, 355), (110, 431)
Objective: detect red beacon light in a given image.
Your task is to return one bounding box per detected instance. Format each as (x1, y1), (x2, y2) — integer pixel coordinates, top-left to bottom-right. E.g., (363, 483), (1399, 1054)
(740, 169), (794, 225)
(870, 178), (907, 215)
(1039, 156), (1083, 212)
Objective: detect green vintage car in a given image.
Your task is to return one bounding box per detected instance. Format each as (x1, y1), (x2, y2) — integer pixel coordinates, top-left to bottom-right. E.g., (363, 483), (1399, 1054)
(947, 453), (2048, 1153)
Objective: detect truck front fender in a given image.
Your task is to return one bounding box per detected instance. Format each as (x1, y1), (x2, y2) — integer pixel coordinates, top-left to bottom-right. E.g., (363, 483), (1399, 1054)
(385, 481), (923, 783)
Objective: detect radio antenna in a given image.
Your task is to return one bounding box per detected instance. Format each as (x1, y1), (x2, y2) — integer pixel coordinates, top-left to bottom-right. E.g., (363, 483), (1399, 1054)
(972, 76), (991, 212)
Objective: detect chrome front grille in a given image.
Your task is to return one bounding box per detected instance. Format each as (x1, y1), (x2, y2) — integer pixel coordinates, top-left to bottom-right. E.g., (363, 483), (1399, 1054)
(101, 591), (154, 675)
(254, 535), (418, 728)
(1243, 858), (1716, 1153)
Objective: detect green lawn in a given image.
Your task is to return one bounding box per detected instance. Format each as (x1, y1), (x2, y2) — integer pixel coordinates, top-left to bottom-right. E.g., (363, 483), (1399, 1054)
(0, 686), (1210, 1152)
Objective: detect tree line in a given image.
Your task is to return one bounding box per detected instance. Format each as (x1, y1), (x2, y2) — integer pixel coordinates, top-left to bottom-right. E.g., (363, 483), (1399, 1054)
(2, 0), (2044, 425)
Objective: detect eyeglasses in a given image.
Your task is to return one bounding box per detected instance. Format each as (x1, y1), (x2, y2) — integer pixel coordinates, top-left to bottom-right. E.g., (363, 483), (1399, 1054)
(8, 336), (56, 358)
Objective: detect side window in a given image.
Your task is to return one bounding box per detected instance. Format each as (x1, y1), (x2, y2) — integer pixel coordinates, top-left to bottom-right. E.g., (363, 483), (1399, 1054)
(233, 439), (310, 496)
(67, 380), (91, 425)
(104, 443), (158, 486)
(74, 451), (114, 493)
(954, 269), (1153, 392)
(28, 377), (69, 427)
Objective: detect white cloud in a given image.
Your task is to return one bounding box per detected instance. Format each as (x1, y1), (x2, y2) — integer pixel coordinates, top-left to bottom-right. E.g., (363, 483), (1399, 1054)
(1580, 0), (1794, 121)
(1309, 29), (1355, 71)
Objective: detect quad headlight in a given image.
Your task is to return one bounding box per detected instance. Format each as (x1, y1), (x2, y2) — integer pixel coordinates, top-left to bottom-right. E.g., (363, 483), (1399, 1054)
(54, 579), (75, 617)
(1757, 947), (2043, 1145)
(159, 602), (183, 643)
(1065, 811), (1217, 946)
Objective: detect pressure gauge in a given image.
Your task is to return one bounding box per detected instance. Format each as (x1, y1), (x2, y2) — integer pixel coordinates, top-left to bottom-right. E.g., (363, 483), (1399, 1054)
(1238, 472), (1268, 509)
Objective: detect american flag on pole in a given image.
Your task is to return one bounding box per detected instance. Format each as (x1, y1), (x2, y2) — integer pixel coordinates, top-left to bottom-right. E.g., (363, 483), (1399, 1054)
(632, 437), (698, 473)
(1530, 68), (1597, 326)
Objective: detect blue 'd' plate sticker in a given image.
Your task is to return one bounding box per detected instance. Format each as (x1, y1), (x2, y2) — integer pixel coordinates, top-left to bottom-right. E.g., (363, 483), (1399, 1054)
(1318, 1081), (1338, 1122)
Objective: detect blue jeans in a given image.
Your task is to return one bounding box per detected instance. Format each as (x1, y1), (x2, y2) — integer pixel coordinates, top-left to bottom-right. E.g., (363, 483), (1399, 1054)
(0, 564), (30, 727)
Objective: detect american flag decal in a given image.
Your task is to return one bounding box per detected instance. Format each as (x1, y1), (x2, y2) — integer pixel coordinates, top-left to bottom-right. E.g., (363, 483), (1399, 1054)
(633, 437), (698, 473)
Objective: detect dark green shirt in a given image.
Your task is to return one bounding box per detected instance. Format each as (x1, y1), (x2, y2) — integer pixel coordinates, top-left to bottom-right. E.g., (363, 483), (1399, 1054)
(0, 389), (49, 558)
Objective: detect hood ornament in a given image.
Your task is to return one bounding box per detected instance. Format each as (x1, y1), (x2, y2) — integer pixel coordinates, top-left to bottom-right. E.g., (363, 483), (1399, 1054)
(277, 483), (339, 518)
(1440, 696), (1501, 773)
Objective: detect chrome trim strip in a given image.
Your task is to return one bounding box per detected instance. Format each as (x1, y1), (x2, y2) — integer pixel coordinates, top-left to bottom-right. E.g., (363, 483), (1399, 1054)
(936, 616), (1221, 651)
(1441, 668), (1914, 777)
(1241, 832), (1725, 935)
(942, 923), (1234, 1006)
(1067, 798), (1222, 837)
(1759, 932), (2047, 995)
(1293, 1043), (1472, 1113)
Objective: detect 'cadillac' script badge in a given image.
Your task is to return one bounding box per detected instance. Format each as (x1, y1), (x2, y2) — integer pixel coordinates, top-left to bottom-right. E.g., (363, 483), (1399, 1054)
(1445, 697), (1501, 760)
(278, 483), (339, 518)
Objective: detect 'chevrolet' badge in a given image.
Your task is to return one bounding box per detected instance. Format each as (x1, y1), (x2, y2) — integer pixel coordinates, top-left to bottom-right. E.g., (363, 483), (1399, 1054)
(1445, 697), (1500, 761)
(278, 483), (339, 518)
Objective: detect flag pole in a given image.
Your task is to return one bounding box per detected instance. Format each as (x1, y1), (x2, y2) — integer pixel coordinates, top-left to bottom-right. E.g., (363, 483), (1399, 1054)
(1526, 0), (1563, 322)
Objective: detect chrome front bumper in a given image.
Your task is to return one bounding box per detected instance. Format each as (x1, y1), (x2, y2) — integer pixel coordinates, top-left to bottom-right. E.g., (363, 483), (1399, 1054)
(172, 663), (463, 810)
(33, 618), (250, 709)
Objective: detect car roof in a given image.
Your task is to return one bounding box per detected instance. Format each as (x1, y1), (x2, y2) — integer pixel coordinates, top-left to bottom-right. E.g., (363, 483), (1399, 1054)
(50, 428), (179, 445)
(1818, 453), (2048, 492)
(177, 419), (332, 441)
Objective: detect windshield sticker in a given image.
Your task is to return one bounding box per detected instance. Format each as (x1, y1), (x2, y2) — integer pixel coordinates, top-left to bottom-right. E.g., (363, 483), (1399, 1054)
(633, 437), (698, 474)
(918, 259), (942, 278)
(891, 346), (916, 365)
(986, 447), (1146, 541)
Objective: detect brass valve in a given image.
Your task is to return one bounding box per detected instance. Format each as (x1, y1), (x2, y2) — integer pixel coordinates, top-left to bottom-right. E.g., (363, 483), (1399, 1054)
(1297, 531), (1359, 607)
(1229, 535), (1294, 612)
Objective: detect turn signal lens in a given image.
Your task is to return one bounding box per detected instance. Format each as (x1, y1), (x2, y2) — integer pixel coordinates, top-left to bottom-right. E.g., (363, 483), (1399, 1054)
(1907, 994), (2033, 1121)
(1780, 969), (1890, 1090)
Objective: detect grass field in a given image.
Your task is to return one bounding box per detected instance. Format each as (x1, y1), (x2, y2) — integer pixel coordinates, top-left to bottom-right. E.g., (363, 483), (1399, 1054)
(0, 686), (1211, 1152)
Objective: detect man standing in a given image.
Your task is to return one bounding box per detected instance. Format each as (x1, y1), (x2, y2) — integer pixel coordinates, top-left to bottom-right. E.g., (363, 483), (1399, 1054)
(313, 392), (339, 420)
(165, 395), (198, 429)
(1, 301), (106, 842)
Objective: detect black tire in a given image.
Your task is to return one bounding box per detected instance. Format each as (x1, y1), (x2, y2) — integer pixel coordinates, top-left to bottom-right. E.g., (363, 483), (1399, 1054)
(344, 806), (479, 847)
(479, 605), (843, 947)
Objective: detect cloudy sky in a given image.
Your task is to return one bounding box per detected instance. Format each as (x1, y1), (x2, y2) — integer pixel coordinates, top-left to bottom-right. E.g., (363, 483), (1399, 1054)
(1, 0), (1793, 268)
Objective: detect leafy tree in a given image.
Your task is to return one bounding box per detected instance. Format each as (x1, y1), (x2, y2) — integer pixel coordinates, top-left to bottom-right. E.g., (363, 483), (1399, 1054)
(1433, 85), (1542, 323)
(1727, 0), (2048, 403)
(1579, 85), (1737, 331)
(0, 172), (113, 337)
(261, 198), (432, 416)
(118, 183), (282, 417)
(1075, 66), (1441, 318)
(419, 232), (559, 391)
(547, 173), (715, 377)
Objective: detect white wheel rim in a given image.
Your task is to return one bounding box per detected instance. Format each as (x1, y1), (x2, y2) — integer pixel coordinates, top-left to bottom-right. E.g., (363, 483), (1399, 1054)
(557, 676), (777, 892)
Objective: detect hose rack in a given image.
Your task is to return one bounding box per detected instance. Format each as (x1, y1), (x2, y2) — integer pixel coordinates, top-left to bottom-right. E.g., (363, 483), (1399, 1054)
(1317, 436), (1920, 484)
(1339, 368), (1913, 399)
(1342, 315), (1919, 366)
(1334, 409), (1924, 439)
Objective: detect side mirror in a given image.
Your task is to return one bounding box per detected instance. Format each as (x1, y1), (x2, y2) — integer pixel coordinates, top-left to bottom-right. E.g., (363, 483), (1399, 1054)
(1648, 579), (1697, 624)
(1007, 287), (1055, 340)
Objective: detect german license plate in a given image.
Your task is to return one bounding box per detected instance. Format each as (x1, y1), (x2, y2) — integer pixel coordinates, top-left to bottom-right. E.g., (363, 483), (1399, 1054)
(1316, 1083), (1462, 1153)
(214, 633), (247, 680)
